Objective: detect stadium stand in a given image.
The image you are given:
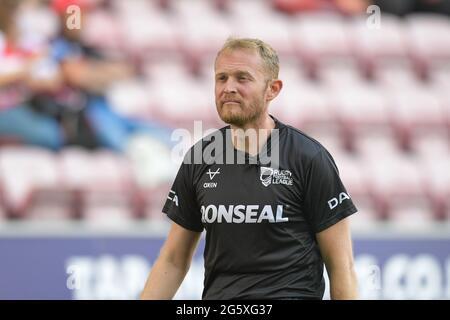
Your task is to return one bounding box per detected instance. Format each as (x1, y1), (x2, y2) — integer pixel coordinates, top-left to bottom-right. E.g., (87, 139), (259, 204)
(0, 0), (450, 229)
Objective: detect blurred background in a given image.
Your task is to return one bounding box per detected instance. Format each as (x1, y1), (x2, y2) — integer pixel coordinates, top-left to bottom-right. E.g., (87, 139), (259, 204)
(0, 0), (450, 300)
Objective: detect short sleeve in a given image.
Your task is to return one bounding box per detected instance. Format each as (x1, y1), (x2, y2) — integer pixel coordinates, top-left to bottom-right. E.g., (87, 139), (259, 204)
(162, 163), (204, 232)
(303, 149), (357, 233)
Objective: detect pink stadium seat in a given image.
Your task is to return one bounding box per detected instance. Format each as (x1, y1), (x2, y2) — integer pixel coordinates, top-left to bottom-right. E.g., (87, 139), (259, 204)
(59, 148), (136, 221)
(106, 79), (155, 122)
(374, 62), (423, 89)
(317, 61), (364, 86)
(420, 154), (450, 220)
(228, 0), (276, 19)
(229, 12), (295, 58)
(150, 75), (220, 129)
(429, 64), (450, 90)
(335, 154), (369, 200)
(412, 134), (450, 160)
(349, 198), (381, 230)
(272, 73), (335, 132)
(115, 1), (180, 60)
(361, 151), (427, 220)
(357, 133), (402, 160)
(388, 205), (436, 229)
(406, 14), (450, 77)
(328, 82), (390, 152)
(291, 13), (352, 77)
(386, 85), (446, 151)
(0, 147), (73, 219)
(350, 14), (409, 78)
(82, 10), (122, 52)
(138, 182), (173, 221)
(174, 0), (232, 70)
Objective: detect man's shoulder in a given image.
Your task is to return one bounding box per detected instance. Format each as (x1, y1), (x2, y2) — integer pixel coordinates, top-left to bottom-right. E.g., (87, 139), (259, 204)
(181, 126), (228, 165)
(281, 123), (329, 160)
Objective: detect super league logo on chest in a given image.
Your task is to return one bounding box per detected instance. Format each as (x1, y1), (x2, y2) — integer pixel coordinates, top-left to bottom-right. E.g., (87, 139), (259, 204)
(260, 167), (293, 187)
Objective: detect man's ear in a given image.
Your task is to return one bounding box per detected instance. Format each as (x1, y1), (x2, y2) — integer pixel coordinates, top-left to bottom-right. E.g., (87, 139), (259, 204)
(266, 79), (283, 102)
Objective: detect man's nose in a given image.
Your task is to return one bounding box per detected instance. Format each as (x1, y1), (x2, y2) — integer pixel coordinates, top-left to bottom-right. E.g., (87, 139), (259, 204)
(223, 79), (237, 93)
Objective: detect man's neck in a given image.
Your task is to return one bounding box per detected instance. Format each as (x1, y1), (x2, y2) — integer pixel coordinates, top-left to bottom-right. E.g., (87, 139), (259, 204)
(230, 114), (275, 157)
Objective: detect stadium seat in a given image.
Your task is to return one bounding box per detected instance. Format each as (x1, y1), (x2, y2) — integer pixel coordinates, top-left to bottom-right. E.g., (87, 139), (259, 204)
(328, 82), (390, 152)
(317, 60), (365, 86)
(59, 148), (136, 221)
(406, 14), (450, 78)
(229, 10), (295, 58)
(82, 9), (122, 52)
(106, 79), (155, 121)
(115, 1), (180, 60)
(335, 153), (369, 199)
(174, 0), (232, 70)
(388, 205), (437, 230)
(150, 76), (219, 129)
(419, 154), (450, 220)
(361, 151), (427, 220)
(0, 147), (73, 219)
(272, 72), (335, 132)
(374, 61), (423, 89)
(291, 13), (353, 77)
(349, 197), (381, 230)
(429, 64), (450, 90)
(350, 14), (409, 78)
(386, 85), (446, 151)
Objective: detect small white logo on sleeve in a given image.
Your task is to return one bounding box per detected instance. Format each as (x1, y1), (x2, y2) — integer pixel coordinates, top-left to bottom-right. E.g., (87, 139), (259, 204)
(328, 192), (351, 210)
(167, 190), (179, 206)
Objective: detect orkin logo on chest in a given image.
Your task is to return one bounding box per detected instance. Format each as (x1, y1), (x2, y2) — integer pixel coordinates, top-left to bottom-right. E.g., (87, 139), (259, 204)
(204, 168), (220, 188)
(201, 204), (289, 224)
(260, 167), (293, 187)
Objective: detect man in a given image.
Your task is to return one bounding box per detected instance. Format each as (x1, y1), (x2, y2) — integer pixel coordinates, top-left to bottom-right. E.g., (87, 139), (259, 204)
(140, 38), (358, 300)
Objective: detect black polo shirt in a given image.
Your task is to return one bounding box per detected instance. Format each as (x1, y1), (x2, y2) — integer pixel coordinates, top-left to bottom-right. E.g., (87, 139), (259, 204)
(162, 116), (357, 300)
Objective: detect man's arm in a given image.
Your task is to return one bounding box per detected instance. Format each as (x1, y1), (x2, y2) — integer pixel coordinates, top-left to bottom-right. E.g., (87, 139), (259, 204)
(140, 222), (202, 300)
(316, 216), (358, 299)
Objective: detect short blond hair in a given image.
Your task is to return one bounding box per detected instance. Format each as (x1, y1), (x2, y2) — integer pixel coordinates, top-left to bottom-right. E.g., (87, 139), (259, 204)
(216, 37), (280, 80)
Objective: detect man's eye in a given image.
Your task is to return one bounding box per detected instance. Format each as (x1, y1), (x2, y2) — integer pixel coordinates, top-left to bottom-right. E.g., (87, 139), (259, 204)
(238, 76), (248, 81)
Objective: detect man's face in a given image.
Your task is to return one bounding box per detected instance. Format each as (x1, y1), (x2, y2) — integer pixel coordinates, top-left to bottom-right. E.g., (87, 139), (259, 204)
(214, 48), (271, 127)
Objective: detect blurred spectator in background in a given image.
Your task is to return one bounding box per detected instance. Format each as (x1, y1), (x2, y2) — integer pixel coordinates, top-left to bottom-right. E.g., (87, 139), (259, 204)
(49, 0), (174, 153)
(0, 0), (65, 150)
